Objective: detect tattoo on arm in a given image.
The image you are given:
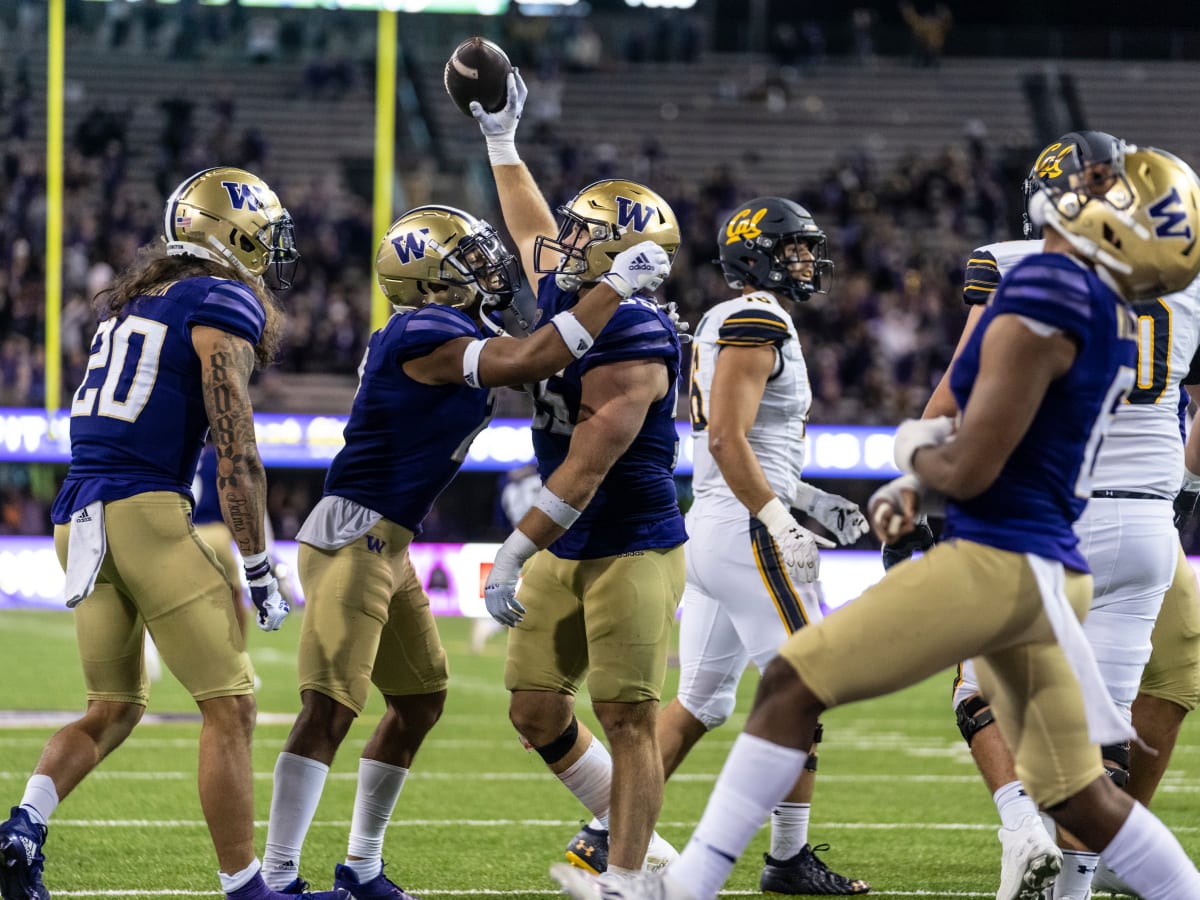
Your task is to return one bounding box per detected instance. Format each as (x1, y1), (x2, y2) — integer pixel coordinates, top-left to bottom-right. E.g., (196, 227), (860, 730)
(201, 335), (267, 556)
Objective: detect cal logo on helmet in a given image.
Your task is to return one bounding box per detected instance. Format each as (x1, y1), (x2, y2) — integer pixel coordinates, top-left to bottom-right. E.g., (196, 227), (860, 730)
(221, 181), (271, 212)
(391, 228), (431, 265)
(616, 196), (656, 232)
(725, 207), (768, 244)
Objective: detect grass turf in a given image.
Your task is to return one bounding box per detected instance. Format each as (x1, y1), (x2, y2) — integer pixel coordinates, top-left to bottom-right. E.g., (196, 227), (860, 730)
(0, 608), (1197, 897)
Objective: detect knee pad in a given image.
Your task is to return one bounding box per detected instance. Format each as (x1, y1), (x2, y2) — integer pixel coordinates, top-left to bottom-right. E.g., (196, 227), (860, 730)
(955, 695), (996, 747)
(1101, 741), (1130, 789)
(534, 716), (580, 765)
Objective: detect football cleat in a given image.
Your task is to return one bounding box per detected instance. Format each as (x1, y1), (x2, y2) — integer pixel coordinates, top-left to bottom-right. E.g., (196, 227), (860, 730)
(566, 825), (609, 875)
(0, 806), (49, 900)
(760, 845), (870, 896)
(333, 863), (419, 900)
(996, 815), (1062, 900)
(565, 825), (679, 875)
(1090, 861), (1135, 896)
(225, 872), (349, 900)
(643, 832), (679, 874)
(550, 864), (696, 900)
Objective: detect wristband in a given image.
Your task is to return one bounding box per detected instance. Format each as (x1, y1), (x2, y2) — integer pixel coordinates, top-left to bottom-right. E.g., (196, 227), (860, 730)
(754, 497), (793, 535)
(1185, 468), (1200, 491)
(462, 338), (490, 388)
(243, 550), (270, 580)
(550, 311), (594, 359)
(485, 136), (521, 167)
(534, 485), (582, 529)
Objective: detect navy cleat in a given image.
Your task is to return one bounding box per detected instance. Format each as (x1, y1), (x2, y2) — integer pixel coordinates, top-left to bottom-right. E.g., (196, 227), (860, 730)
(760, 845), (870, 895)
(334, 863), (419, 900)
(565, 824), (609, 875)
(0, 806), (49, 900)
(226, 872), (350, 900)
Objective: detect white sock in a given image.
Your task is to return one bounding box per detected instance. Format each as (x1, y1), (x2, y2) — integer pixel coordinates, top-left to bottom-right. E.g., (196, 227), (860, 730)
(558, 736), (612, 823)
(670, 734), (809, 900)
(1101, 802), (1200, 898)
(345, 758), (409, 881)
(1054, 850), (1098, 898)
(769, 802), (810, 860)
(993, 781), (1039, 832)
(587, 816), (609, 832)
(218, 858), (261, 893)
(19, 775), (59, 827)
(262, 752), (330, 890)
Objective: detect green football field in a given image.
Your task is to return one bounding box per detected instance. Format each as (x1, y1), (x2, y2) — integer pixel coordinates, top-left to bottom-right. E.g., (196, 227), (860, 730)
(1, 608), (1198, 898)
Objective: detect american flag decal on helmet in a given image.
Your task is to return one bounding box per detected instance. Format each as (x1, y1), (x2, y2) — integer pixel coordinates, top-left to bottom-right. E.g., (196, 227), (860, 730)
(175, 214), (192, 229)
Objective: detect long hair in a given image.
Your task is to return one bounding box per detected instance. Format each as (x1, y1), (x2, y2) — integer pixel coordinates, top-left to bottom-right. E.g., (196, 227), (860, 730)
(94, 240), (284, 369)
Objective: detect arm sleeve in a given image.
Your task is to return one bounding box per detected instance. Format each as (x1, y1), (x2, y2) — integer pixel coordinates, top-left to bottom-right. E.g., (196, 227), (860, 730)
(715, 308), (790, 346)
(187, 279), (266, 345)
(393, 305), (478, 363)
(963, 249), (1001, 306)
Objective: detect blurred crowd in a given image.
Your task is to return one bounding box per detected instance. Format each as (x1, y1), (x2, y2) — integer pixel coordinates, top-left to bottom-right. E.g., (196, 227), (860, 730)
(0, 3), (1115, 545)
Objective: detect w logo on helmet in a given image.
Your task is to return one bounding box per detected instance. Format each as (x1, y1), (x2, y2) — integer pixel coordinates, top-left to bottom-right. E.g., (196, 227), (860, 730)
(1149, 188), (1194, 240)
(391, 228), (431, 264)
(616, 196), (656, 232)
(222, 181), (270, 211)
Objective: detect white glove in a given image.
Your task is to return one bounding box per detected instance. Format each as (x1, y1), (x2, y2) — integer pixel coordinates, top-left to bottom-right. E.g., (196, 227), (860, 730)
(793, 482), (870, 545)
(868, 475), (922, 544)
(893, 416), (956, 474)
(755, 497), (834, 584)
(469, 70), (528, 166)
(244, 552), (290, 632)
(601, 240), (672, 299)
(485, 529), (536, 627)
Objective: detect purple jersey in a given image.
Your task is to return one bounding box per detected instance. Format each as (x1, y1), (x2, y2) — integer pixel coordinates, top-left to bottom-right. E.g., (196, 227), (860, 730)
(51, 277), (265, 524)
(322, 304), (492, 533)
(945, 253), (1137, 571)
(531, 277), (687, 559)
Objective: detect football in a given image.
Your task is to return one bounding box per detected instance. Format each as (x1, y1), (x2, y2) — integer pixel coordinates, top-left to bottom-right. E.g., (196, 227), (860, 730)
(444, 37), (514, 118)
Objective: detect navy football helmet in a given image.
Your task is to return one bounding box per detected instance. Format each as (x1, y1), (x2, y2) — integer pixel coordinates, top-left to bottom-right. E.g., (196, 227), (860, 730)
(1021, 130), (1124, 239)
(717, 198), (833, 303)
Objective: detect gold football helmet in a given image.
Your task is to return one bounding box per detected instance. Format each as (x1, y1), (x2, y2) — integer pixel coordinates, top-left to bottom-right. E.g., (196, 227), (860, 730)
(164, 166), (298, 289)
(1030, 145), (1200, 300)
(534, 179), (681, 290)
(376, 205), (520, 312)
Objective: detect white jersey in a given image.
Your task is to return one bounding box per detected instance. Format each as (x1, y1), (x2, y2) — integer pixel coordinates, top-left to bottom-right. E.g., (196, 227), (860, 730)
(1096, 279), (1200, 496)
(967, 239), (1200, 498)
(688, 290), (810, 521)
